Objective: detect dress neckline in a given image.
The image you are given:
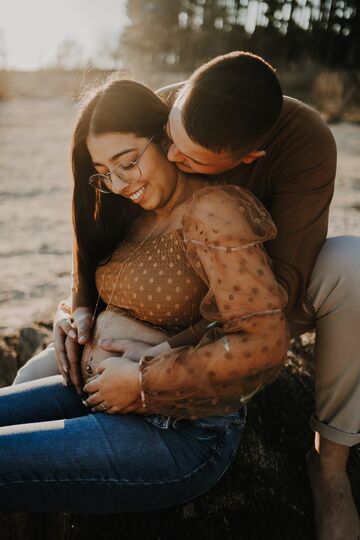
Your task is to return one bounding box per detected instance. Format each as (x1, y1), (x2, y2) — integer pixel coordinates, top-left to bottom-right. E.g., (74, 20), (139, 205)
(124, 227), (183, 245)
(97, 229), (184, 267)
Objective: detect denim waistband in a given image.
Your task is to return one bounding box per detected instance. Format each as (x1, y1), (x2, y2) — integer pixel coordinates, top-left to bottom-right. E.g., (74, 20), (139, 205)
(143, 407), (247, 430)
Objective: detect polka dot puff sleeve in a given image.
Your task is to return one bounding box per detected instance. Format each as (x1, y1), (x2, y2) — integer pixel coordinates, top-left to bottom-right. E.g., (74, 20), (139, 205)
(139, 184), (289, 419)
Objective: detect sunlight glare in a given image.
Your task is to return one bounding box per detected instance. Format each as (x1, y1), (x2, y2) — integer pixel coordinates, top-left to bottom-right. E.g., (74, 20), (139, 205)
(0, 0), (129, 70)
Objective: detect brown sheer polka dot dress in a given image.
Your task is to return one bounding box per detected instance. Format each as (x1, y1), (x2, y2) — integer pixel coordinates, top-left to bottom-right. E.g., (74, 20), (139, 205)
(95, 184), (289, 420)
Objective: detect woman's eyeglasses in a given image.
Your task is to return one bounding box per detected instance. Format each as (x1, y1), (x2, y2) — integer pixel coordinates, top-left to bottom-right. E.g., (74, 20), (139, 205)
(88, 135), (155, 194)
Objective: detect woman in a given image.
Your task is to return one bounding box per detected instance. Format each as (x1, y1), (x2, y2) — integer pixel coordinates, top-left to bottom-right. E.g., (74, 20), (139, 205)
(2, 76), (288, 512)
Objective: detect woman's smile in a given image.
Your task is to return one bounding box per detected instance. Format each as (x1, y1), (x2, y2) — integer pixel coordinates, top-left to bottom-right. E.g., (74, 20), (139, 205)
(129, 185), (146, 203)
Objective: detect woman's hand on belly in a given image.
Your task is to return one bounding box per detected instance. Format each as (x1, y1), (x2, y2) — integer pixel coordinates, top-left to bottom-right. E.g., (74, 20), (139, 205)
(53, 305), (92, 385)
(64, 335), (83, 395)
(82, 356), (145, 415)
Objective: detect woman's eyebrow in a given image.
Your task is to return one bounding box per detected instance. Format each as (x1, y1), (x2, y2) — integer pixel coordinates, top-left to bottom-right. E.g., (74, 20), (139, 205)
(92, 148), (136, 167)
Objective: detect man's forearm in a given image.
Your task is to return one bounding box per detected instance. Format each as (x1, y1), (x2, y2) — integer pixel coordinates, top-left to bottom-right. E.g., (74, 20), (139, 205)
(146, 341), (172, 357)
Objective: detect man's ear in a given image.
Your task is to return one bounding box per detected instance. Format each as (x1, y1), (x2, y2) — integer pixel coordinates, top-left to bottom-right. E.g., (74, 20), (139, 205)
(241, 150), (266, 165)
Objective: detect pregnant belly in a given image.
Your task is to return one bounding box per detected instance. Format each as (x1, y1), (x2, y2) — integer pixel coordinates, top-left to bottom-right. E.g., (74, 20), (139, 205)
(81, 308), (168, 384)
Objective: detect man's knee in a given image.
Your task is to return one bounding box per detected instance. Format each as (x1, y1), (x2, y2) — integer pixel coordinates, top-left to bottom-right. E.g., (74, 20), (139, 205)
(307, 236), (360, 316)
(313, 236), (360, 286)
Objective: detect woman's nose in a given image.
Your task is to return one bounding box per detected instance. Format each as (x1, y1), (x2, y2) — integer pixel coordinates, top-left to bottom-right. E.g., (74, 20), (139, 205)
(110, 173), (129, 194)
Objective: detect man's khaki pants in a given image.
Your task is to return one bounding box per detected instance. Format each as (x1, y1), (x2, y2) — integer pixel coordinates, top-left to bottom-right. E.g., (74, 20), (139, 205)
(13, 236), (360, 447)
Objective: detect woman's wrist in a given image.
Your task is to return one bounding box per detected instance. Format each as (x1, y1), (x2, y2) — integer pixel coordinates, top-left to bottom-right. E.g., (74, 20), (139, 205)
(137, 343), (171, 410)
(119, 358), (143, 404)
(57, 296), (72, 313)
(138, 356), (149, 409)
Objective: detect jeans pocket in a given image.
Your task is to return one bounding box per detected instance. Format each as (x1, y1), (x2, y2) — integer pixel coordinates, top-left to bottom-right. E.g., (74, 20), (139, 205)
(143, 407), (247, 436)
(172, 420), (222, 453)
(195, 406), (247, 431)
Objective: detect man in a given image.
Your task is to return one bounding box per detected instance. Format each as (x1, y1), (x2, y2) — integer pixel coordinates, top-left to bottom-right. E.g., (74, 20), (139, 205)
(14, 51), (360, 539)
(156, 52), (360, 540)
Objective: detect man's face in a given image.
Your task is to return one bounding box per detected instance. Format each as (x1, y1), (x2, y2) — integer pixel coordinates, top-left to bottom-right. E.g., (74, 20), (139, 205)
(166, 105), (243, 175)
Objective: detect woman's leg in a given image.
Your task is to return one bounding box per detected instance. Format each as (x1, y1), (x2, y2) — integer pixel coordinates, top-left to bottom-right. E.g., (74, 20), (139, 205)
(302, 236), (360, 540)
(12, 343), (59, 385)
(0, 376), (245, 513)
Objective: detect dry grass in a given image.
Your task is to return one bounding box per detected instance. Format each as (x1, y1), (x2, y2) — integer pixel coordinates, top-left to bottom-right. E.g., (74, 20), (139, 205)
(1, 64), (359, 122)
(311, 69), (360, 122)
(277, 61), (360, 123)
(0, 68), (191, 100)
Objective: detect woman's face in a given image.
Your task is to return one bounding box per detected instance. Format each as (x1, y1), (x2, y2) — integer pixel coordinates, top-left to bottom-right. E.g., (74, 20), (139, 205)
(86, 131), (179, 212)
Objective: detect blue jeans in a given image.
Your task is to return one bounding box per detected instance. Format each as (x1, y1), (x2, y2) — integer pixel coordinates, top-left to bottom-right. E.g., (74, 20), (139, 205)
(0, 375), (246, 513)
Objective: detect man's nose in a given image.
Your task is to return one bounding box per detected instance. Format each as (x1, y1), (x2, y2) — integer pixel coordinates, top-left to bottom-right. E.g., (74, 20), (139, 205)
(167, 143), (184, 162)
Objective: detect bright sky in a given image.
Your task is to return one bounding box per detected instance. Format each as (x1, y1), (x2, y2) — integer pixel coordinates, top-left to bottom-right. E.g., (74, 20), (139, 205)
(0, 0), (129, 70)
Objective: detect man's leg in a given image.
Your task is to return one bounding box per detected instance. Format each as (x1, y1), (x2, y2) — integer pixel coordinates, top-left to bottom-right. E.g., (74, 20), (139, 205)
(12, 343), (60, 385)
(303, 236), (360, 540)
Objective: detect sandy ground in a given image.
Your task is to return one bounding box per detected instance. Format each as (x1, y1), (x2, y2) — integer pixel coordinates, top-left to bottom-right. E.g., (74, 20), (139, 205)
(0, 98), (74, 332)
(0, 97), (359, 333)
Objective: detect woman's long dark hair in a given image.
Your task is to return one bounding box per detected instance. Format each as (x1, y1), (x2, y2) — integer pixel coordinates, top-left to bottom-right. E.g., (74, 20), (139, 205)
(71, 76), (169, 308)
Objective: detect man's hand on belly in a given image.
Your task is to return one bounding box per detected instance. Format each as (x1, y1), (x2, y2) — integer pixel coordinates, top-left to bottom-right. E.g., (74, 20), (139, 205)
(97, 338), (169, 362)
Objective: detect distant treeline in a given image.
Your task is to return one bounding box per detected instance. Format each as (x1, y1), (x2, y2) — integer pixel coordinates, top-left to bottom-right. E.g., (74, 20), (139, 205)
(120, 0), (359, 70)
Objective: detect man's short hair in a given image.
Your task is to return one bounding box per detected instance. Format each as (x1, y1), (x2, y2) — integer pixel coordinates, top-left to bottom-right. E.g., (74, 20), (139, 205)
(178, 51), (283, 155)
